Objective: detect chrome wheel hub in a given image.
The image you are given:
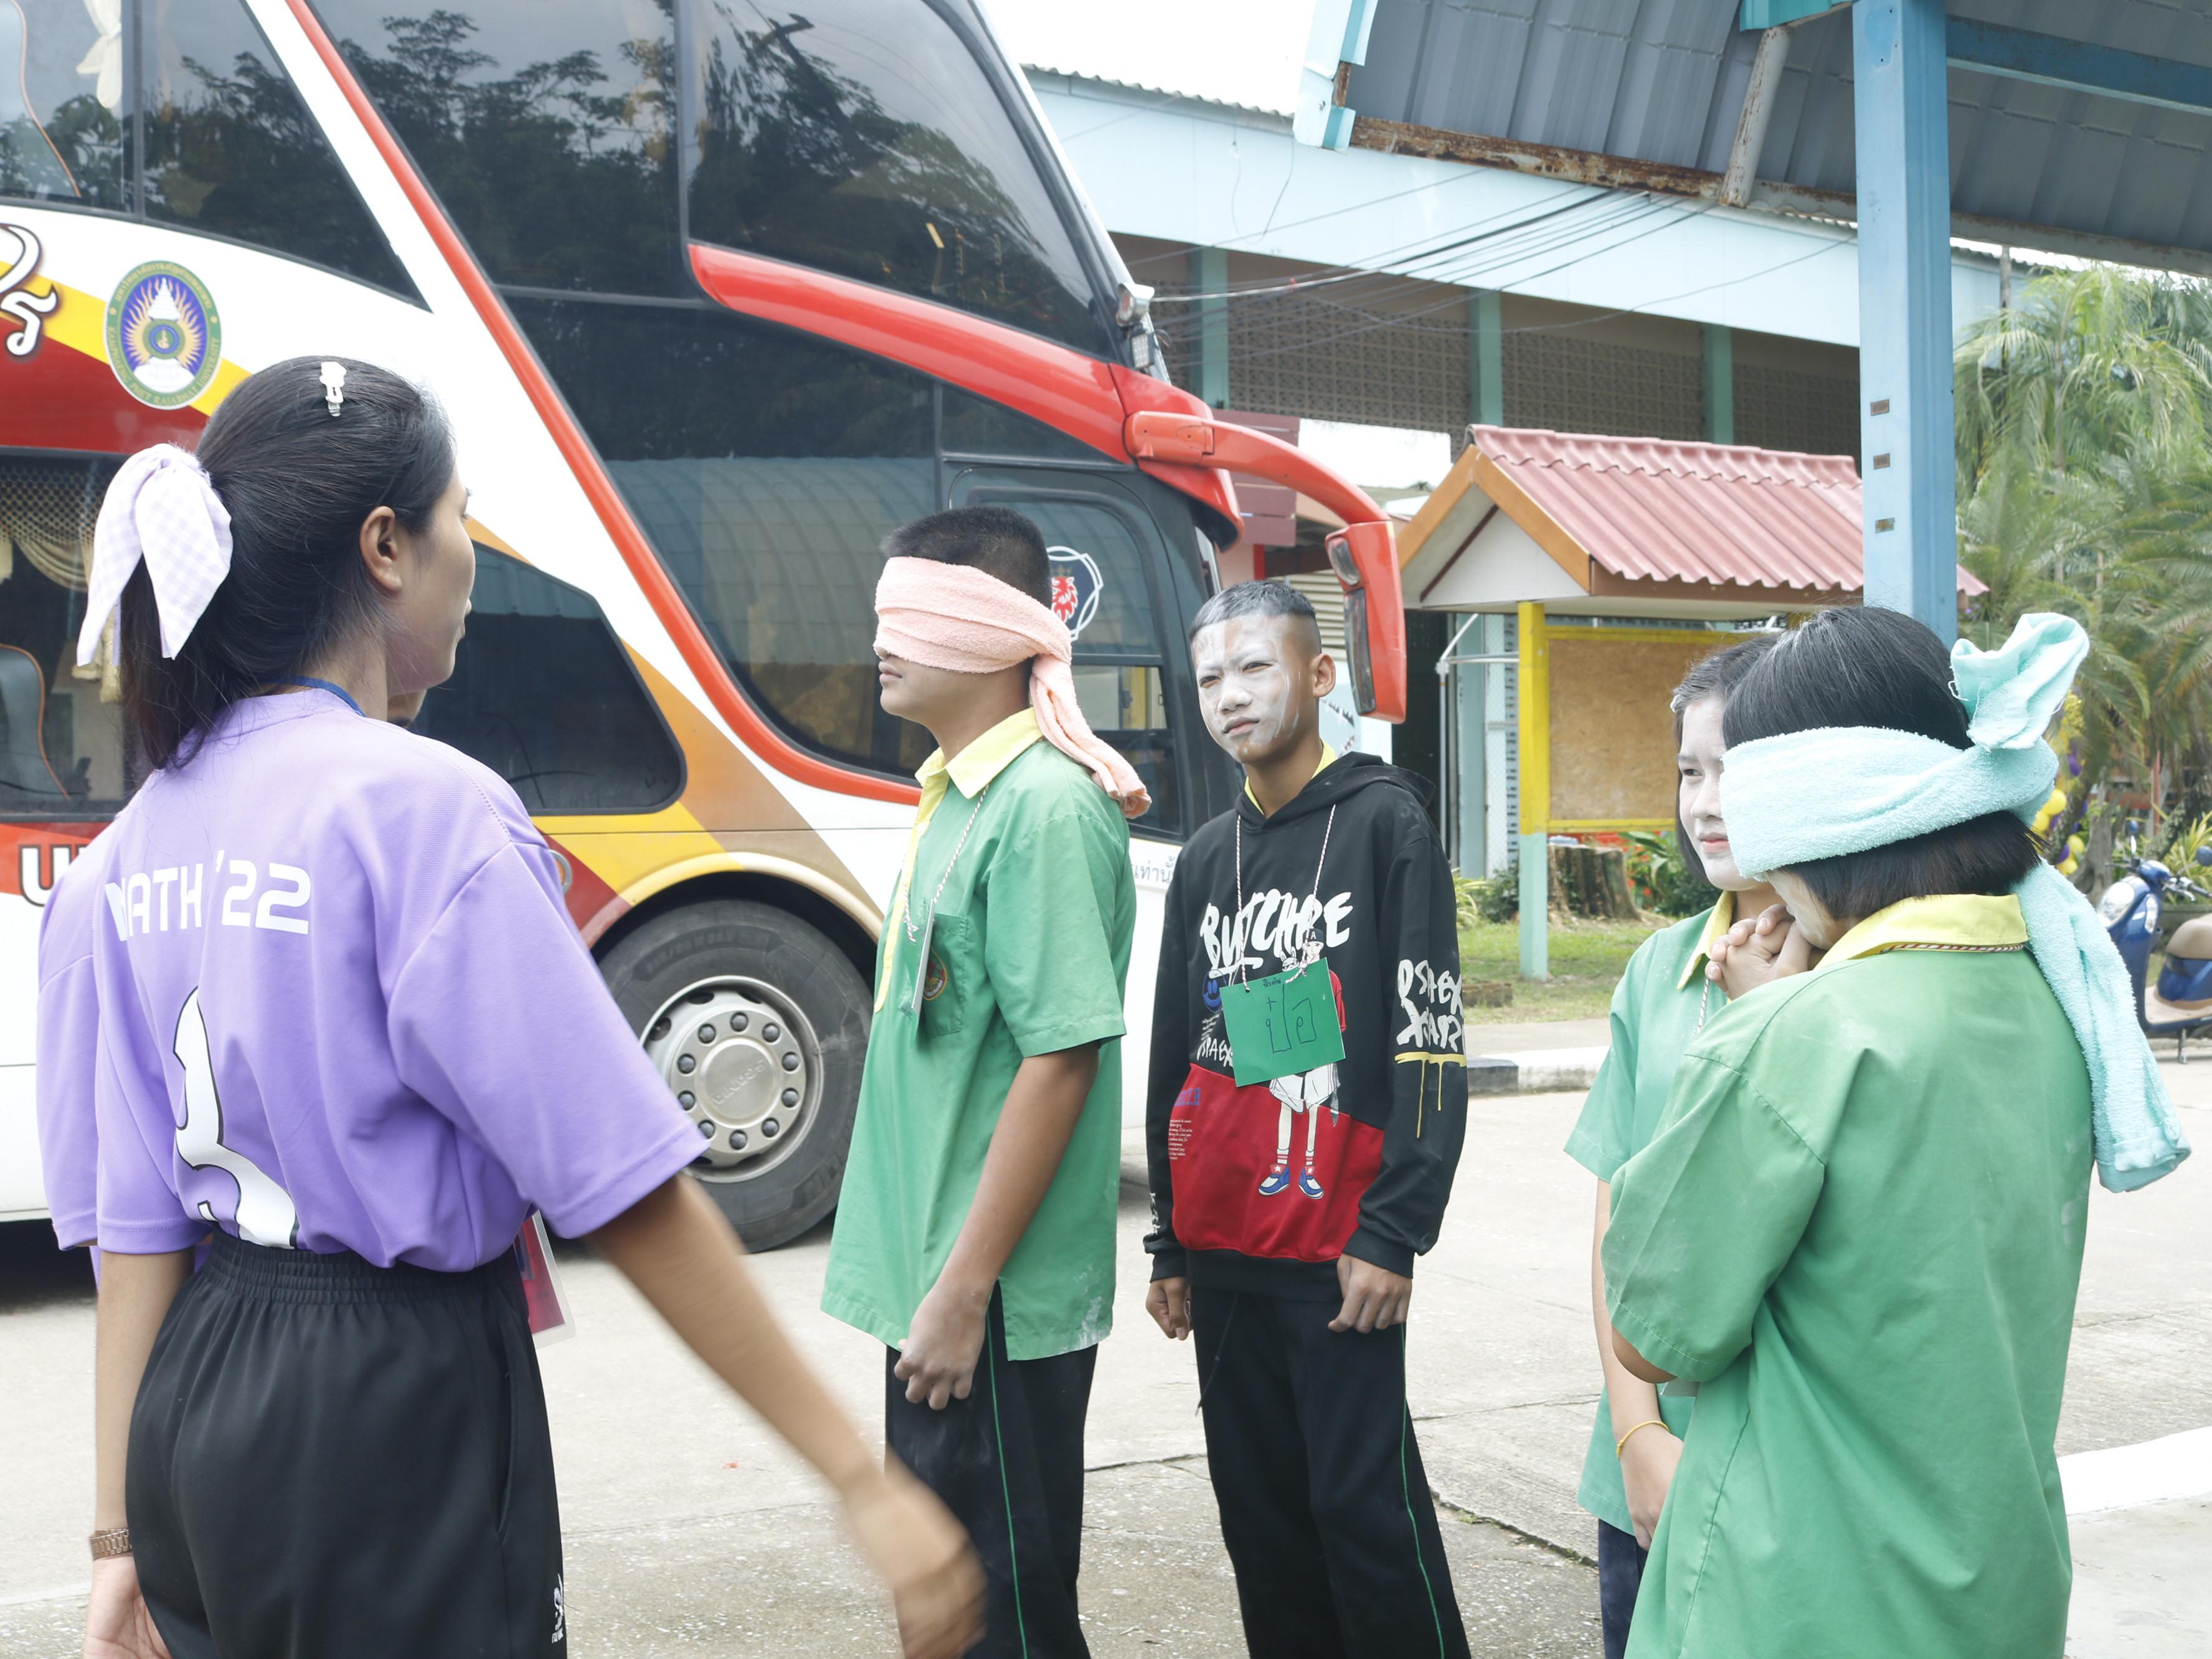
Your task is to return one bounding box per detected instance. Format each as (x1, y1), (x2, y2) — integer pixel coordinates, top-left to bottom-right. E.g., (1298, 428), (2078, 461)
(640, 976), (821, 1181)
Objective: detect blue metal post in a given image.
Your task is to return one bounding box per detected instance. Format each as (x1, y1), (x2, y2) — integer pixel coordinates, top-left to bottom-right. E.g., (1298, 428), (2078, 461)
(1853, 0), (1957, 643)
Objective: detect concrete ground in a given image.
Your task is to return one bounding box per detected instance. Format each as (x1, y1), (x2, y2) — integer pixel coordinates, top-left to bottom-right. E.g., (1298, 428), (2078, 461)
(3, 1049), (2209, 1655)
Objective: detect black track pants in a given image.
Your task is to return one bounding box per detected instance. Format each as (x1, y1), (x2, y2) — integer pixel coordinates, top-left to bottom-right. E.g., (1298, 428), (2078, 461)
(1191, 1286), (1468, 1659)
(884, 1290), (1097, 1659)
(128, 1230), (564, 1659)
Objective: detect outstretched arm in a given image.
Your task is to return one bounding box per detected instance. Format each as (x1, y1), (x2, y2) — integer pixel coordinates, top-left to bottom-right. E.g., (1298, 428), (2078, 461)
(591, 1177), (981, 1659)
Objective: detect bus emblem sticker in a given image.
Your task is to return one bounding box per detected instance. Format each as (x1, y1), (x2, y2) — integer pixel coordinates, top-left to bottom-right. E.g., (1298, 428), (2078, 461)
(1047, 547), (1102, 640)
(105, 261), (222, 409)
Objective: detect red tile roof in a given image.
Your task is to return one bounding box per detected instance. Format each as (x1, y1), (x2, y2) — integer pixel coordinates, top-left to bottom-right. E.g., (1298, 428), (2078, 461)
(1470, 425), (1984, 596)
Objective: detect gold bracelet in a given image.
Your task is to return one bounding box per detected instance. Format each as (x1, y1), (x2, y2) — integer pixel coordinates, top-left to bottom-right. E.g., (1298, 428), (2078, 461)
(1615, 1417), (1669, 1460)
(89, 1527), (131, 1561)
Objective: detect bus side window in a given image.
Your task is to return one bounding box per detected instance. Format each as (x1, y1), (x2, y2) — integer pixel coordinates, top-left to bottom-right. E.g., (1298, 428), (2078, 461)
(410, 548), (683, 815)
(0, 0), (129, 210)
(138, 0), (417, 296)
(0, 454), (127, 814)
(317, 0), (680, 297)
(511, 293), (939, 782)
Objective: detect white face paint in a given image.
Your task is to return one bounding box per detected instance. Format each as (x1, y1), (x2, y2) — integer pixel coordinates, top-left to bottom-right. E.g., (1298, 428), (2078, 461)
(1678, 696), (1757, 891)
(1191, 615), (1335, 770)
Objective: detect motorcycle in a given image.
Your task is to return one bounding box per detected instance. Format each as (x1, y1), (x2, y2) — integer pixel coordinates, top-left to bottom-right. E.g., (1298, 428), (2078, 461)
(2099, 836), (2212, 1061)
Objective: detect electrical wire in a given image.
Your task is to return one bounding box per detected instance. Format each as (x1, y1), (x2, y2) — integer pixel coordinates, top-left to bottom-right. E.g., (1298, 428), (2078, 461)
(1150, 200), (1681, 358)
(1202, 198), (1721, 366)
(1150, 187), (1628, 301)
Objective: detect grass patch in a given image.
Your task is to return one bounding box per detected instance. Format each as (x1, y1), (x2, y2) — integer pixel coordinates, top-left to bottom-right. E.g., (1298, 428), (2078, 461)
(1458, 915), (1671, 1024)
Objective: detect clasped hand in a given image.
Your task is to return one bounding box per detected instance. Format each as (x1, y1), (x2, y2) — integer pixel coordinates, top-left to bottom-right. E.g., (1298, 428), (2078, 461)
(1704, 902), (1813, 999)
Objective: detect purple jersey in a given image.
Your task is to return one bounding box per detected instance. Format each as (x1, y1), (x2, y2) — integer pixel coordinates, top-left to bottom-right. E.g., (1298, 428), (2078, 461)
(77, 689), (697, 1267)
(35, 830), (110, 1250)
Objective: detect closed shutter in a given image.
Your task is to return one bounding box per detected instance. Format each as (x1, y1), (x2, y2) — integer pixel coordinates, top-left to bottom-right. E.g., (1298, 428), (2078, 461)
(1279, 573), (1349, 657)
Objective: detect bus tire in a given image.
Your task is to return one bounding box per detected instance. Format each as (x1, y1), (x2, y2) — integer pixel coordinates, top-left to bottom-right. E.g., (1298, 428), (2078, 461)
(598, 898), (869, 1252)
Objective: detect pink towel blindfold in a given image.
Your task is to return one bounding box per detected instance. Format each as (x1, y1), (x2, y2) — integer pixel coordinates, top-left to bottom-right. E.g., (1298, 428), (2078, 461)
(874, 557), (1151, 820)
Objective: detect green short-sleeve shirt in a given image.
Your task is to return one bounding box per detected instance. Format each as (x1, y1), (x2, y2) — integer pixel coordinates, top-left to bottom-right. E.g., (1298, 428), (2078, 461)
(823, 714), (1135, 1361)
(1604, 896), (2092, 1659)
(1564, 897), (1733, 1534)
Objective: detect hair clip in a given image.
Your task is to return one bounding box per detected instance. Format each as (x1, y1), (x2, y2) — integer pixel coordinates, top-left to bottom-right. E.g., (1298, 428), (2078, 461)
(321, 360), (346, 418)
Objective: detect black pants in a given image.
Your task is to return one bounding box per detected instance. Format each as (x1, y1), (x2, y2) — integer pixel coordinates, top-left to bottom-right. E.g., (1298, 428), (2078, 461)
(130, 1230), (564, 1658)
(1598, 1520), (1648, 1659)
(1191, 1287), (1469, 1659)
(884, 1291), (1097, 1659)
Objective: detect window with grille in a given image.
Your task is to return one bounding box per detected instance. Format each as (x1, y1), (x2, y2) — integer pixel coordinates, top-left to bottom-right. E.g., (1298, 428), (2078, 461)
(1503, 333), (1702, 440)
(1734, 363), (1859, 460)
(1153, 278), (1472, 436)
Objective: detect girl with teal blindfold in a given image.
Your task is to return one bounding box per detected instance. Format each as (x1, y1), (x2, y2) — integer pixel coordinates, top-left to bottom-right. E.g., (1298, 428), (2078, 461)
(1602, 605), (2183, 1659)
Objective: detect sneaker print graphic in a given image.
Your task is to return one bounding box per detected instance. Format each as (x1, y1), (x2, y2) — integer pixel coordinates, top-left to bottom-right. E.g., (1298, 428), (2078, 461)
(551, 1573), (565, 1647)
(1257, 971), (1346, 1201)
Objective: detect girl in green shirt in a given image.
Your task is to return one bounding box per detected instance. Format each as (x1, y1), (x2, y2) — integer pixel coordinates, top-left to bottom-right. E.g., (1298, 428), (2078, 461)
(1566, 634), (1775, 1659)
(1604, 606), (2096, 1658)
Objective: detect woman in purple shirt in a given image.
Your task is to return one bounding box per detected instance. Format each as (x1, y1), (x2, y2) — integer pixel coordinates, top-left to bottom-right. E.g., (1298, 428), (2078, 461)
(62, 359), (979, 1659)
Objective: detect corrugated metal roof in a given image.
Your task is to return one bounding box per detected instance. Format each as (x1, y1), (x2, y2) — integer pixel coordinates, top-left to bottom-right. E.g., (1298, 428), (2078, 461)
(1347, 1), (2212, 266)
(1470, 424), (1984, 593)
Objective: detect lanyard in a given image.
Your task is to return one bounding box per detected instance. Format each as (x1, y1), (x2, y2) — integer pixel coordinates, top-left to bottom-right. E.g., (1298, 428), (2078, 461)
(902, 783), (990, 943)
(1231, 803), (1336, 983)
(900, 783), (989, 1015)
(272, 675), (364, 717)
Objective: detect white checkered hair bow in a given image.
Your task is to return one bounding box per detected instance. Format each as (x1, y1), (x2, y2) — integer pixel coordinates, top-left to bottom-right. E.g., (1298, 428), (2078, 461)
(78, 443), (235, 666)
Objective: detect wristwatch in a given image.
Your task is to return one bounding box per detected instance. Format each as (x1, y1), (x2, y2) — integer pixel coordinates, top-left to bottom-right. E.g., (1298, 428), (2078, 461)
(90, 1527), (131, 1560)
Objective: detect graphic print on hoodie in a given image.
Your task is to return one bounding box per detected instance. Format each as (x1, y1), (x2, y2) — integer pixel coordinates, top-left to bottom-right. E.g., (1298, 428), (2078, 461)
(1144, 752), (1470, 1298)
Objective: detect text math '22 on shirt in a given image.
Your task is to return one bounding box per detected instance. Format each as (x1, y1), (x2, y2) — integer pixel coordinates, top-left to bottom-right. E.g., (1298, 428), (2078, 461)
(105, 858), (313, 940)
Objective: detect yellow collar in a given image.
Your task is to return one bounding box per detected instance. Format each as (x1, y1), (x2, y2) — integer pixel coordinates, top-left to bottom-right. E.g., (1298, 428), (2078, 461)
(1675, 889), (1739, 991)
(919, 708), (1043, 801)
(1244, 742), (1340, 811)
(1817, 894), (2028, 969)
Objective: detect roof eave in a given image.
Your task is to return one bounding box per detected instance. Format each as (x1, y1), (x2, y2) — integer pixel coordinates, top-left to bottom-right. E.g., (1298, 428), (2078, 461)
(1346, 116), (2212, 280)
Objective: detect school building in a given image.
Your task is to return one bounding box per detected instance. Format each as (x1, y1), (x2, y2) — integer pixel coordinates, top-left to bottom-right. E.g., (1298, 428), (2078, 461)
(1013, 5), (2008, 887)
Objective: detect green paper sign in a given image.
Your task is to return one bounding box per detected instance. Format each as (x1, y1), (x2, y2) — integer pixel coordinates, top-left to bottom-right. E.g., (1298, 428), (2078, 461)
(1219, 958), (1346, 1087)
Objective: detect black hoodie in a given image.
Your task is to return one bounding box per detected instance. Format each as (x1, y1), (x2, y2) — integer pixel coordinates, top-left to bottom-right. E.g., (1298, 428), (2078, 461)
(1144, 750), (1468, 1300)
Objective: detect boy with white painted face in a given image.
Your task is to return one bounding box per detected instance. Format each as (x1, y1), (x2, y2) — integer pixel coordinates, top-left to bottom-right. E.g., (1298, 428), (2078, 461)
(1143, 581), (1470, 1659)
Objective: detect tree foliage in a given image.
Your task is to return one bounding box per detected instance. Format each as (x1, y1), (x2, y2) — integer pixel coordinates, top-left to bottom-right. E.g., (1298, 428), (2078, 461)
(1954, 265), (2212, 845)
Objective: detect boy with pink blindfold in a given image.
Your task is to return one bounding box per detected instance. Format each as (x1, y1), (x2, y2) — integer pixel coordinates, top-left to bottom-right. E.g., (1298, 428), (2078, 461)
(824, 506), (1141, 1658)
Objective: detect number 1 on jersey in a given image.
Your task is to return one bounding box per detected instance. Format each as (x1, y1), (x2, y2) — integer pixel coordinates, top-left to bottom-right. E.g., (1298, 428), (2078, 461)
(173, 989), (300, 1249)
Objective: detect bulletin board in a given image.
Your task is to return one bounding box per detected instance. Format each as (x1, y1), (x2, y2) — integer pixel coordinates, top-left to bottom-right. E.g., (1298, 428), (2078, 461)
(1548, 630), (1742, 829)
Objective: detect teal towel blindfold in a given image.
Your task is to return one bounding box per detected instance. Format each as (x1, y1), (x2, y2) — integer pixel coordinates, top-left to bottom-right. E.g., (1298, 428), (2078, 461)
(1720, 613), (2188, 1193)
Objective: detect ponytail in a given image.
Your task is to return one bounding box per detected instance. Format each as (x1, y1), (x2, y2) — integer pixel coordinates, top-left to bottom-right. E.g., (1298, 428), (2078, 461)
(113, 356), (454, 768)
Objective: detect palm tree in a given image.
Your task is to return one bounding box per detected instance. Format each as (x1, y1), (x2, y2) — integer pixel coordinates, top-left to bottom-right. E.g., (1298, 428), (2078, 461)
(1955, 265), (2212, 487)
(1957, 450), (2150, 794)
(1953, 265), (2212, 858)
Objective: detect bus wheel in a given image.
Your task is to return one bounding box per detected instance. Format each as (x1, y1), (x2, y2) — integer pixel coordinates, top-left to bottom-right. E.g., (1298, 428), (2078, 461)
(599, 899), (868, 1251)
